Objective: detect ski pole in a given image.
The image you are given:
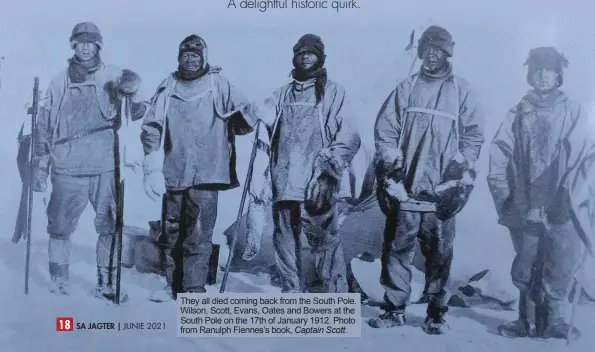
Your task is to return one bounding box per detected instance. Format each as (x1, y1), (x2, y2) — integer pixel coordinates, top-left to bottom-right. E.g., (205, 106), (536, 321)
(112, 96), (130, 305)
(25, 77), (40, 295)
(220, 121), (261, 293)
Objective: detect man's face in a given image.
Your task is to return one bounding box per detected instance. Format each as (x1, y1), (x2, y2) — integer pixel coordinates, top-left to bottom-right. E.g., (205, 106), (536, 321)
(295, 51), (319, 71)
(421, 45), (447, 73)
(531, 68), (558, 93)
(74, 42), (98, 61)
(179, 52), (203, 71)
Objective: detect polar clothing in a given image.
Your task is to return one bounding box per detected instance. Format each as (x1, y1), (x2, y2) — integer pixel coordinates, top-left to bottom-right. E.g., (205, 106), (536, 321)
(33, 63), (146, 237)
(159, 188), (218, 293)
(273, 201), (347, 293)
(33, 63), (146, 177)
(241, 78), (360, 293)
(265, 79), (360, 202)
(47, 172), (116, 237)
(31, 57), (145, 301)
(381, 211), (456, 308)
(374, 67), (484, 198)
(141, 65), (249, 295)
(374, 65), (485, 313)
(487, 89), (593, 332)
(140, 73), (250, 190)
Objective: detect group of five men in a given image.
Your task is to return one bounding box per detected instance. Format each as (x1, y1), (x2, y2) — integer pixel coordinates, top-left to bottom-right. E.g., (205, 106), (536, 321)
(28, 22), (593, 340)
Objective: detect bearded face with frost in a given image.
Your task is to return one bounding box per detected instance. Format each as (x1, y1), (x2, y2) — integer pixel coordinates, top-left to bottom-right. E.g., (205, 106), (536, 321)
(421, 45), (448, 74)
(179, 51), (204, 72)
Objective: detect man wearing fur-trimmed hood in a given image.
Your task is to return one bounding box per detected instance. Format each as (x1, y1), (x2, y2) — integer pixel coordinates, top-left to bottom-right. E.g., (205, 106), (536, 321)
(141, 34), (251, 302)
(371, 26), (485, 334)
(31, 22), (147, 303)
(488, 47), (595, 340)
(241, 34), (361, 293)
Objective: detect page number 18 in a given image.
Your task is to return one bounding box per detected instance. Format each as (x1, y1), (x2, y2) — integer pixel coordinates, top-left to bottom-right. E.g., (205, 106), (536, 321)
(56, 317), (74, 332)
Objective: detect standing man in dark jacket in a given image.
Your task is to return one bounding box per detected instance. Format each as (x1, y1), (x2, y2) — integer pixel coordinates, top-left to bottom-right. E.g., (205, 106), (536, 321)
(370, 26), (485, 334)
(31, 22), (147, 302)
(141, 35), (251, 302)
(241, 34), (361, 293)
(488, 47), (593, 340)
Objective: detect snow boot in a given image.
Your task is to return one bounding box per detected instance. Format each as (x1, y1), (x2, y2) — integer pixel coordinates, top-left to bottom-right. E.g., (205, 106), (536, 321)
(536, 299), (580, 340)
(49, 262), (70, 295)
(542, 321), (581, 340)
(497, 292), (536, 338)
(95, 266), (128, 304)
(150, 285), (175, 303)
(368, 308), (407, 328)
(422, 304), (450, 335)
(48, 237), (71, 295)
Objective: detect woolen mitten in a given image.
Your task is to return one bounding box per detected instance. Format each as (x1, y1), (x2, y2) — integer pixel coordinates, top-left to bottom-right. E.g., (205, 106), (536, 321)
(374, 148), (405, 217)
(143, 152), (166, 202)
(116, 69), (141, 95)
(434, 154), (476, 220)
(304, 151), (342, 216)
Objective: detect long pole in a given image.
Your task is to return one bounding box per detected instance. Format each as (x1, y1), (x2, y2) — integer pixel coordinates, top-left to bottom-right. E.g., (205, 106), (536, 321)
(25, 77), (40, 294)
(220, 122), (261, 293)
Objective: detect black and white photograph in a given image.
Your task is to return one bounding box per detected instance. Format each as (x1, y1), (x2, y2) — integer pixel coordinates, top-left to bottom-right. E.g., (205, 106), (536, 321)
(0, 0), (594, 351)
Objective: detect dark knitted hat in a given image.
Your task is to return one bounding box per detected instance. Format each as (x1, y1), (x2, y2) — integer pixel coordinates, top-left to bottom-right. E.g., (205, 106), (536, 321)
(417, 26), (454, 59)
(525, 47), (568, 87)
(293, 34), (326, 65)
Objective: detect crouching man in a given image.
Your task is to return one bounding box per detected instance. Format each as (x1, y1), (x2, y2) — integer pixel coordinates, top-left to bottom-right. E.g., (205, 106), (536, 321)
(241, 34), (361, 293)
(31, 22), (147, 302)
(488, 47), (595, 340)
(369, 26), (485, 334)
(141, 35), (251, 302)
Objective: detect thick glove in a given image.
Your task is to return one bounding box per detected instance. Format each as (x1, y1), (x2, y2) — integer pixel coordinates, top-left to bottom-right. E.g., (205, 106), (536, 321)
(116, 69), (141, 96)
(143, 152), (166, 202)
(374, 148), (406, 216)
(434, 153), (477, 220)
(304, 152), (342, 216)
(384, 179), (409, 202)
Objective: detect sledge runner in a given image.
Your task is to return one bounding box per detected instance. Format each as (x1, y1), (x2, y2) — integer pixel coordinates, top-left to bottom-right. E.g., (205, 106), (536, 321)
(487, 47), (595, 340)
(370, 26), (485, 334)
(31, 22), (147, 302)
(141, 35), (251, 302)
(241, 34), (361, 293)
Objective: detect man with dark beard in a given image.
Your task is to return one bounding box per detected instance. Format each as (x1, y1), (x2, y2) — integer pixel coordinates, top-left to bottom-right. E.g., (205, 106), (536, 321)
(31, 22), (147, 302)
(488, 47), (595, 340)
(141, 35), (251, 302)
(241, 34), (361, 293)
(370, 26), (485, 334)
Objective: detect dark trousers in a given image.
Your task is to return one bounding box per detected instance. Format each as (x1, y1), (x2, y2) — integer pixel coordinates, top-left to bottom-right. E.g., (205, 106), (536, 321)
(159, 187), (218, 293)
(272, 201), (348, 293)
(380, 210), (456, 310)
(508, 219), (583, 323)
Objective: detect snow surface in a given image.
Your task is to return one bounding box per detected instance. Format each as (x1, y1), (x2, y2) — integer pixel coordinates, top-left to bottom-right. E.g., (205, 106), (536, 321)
(0, 1), (594, 351)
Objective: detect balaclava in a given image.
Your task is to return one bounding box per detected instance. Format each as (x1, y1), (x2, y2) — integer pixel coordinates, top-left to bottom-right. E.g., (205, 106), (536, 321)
(291, 34), (327, 104)
(524, 47), (568, 87)
(176, 34), (210, 81)
(68, 22), (102, 83)
(417, 26), (454, 59)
